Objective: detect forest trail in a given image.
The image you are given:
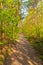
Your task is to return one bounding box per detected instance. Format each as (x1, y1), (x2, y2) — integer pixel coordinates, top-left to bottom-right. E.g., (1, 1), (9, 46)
(4, 34), (42, 65)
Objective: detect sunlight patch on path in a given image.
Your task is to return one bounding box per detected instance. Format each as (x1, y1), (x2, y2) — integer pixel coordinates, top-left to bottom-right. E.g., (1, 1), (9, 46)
(4, 34), (42, 65)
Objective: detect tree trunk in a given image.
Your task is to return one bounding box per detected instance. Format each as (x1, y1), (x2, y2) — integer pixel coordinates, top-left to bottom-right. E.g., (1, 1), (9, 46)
(0, 2), (5, 40)
(1, 21), (5, 40)
(12, 24), (14, 40)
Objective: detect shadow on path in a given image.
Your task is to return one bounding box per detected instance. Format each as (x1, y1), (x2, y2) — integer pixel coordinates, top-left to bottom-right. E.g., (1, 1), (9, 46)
(4, 35), (42, 65)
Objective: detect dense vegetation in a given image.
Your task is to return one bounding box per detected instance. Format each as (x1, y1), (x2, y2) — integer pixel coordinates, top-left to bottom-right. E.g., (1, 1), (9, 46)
(22, 0), (43, 61)
(0, 0), (21, 64)
(0, 0), (21, 45)
(0, 0), (43, 64)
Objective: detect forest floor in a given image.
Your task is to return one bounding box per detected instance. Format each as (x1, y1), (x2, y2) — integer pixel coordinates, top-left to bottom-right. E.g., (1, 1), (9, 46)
(3, 34), (42, 65)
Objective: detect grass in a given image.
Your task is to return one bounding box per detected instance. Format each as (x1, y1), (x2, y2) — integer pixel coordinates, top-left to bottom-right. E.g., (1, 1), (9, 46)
(25, 36), (43, 61)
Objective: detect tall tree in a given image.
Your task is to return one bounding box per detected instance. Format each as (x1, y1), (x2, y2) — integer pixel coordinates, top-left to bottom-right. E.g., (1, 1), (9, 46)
(0, 0), (21, 41)
(22, 0), (40, 37)
(0, 0), (5, 40)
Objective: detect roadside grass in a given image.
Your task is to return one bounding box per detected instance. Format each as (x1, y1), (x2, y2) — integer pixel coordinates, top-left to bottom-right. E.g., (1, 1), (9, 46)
(25, 36), (43, 61)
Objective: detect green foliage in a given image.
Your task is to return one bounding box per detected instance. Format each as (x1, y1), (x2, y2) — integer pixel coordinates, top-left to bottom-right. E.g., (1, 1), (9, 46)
(22, 0), (43, 61)
(0, 0), (21, 45)
(23, 0), (43, 37)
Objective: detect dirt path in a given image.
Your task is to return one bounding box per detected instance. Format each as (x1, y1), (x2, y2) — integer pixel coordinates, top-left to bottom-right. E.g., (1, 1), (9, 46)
(4, 35), (42, 65)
